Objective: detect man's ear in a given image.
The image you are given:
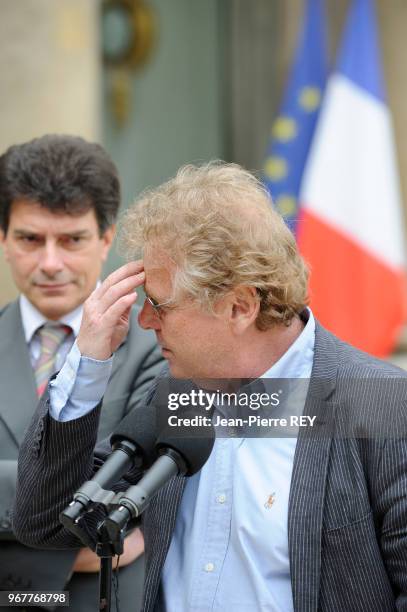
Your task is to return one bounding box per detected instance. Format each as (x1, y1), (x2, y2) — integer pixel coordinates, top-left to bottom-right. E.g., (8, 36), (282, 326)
(100, 224), (116, 262)
(229, 286), (260, 334)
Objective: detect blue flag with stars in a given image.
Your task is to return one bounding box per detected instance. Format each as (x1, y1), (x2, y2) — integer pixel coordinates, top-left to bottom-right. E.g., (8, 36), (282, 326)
(263, 0), (327, 235)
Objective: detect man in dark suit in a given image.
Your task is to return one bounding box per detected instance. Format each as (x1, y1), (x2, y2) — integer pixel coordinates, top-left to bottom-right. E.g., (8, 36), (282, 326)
(13, 162), (407, 611)
(0, 135), (164, 611)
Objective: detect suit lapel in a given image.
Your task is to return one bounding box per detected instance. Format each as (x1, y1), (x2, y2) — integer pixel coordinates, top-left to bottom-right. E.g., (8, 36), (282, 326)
(288, 322), (339, 612)
(0, 301), (38, 448)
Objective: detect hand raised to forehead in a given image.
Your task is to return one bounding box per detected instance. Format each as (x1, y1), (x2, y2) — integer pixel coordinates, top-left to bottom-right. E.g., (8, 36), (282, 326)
(77, 261), (145, 360)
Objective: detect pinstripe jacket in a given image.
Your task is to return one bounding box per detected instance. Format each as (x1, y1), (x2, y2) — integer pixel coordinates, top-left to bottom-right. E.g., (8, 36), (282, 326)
(13, 321), (407, 611)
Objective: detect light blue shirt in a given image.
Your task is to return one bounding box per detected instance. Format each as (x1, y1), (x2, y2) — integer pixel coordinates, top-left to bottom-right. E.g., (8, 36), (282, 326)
(162, 311), (315, 612)
(49, 341), (113, 421)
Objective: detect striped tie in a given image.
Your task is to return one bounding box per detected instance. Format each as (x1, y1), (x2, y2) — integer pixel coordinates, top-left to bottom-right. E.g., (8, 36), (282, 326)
(34, 323), (72, 397)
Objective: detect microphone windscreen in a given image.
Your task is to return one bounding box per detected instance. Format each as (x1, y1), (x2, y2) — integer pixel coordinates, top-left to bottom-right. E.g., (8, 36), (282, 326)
(111, 406), (158, 468)
(155, 413), (215, 476)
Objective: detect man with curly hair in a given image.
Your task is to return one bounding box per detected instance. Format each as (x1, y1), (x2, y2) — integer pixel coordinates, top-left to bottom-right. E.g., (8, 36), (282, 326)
(14, 162), (407, 611)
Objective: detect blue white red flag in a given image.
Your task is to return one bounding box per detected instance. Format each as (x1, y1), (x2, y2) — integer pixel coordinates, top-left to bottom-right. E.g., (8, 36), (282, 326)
(298, 0), (406, 356)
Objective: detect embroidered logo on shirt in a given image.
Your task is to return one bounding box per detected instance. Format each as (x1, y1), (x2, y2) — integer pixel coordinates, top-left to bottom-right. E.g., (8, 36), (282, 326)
(264, 493), (276, 509)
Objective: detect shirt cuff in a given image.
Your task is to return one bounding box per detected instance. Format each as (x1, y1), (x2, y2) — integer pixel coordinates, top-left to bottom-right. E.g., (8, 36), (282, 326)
(49, 340), (113, 422)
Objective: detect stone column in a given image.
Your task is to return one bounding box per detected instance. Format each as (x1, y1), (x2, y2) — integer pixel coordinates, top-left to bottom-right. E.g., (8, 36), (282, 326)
(0, 0), (100, 305)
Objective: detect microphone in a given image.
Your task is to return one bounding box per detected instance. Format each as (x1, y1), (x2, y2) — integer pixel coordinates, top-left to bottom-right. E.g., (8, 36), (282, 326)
(103, 413), (215, 535)
(60, 405), (158, 531)
(110, 404), (158, 471)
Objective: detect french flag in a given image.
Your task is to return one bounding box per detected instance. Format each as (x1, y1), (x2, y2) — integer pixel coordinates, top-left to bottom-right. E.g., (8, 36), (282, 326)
(298, 0), (407, 357)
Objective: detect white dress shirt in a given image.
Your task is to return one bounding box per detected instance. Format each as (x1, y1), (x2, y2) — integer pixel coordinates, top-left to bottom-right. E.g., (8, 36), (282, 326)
(19, 294), (81, 369)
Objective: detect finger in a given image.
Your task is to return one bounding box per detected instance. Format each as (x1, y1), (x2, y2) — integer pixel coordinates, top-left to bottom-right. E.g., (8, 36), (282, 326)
(99, 261), (144, 297)
(93, 261), (144, 300)
(103, 292), (139, 328)
(91, 266), (145, 310)
(97, 272), (145, 313)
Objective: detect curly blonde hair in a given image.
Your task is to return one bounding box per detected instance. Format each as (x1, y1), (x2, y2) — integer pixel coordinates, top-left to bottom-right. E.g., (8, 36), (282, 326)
(120, 161), (308, 329)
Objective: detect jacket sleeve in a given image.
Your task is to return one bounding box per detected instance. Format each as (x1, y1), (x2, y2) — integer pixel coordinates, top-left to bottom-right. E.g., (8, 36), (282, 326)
(12, 391), (145, 551)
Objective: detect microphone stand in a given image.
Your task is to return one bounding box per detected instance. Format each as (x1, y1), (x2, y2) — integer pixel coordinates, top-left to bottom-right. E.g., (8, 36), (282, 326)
(60, 466), (136, 612)
(60, 451), (185, 610)
(59, 447), (187, 610)
(60, 439), (142, 611)
(95, 521), (125, 612)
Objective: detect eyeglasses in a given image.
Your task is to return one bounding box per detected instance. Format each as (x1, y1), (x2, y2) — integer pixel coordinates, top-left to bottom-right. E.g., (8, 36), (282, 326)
(144, 291), (174, 316)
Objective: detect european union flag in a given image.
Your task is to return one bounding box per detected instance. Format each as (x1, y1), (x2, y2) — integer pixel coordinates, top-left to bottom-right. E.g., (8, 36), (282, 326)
(263, 0), (327, 235)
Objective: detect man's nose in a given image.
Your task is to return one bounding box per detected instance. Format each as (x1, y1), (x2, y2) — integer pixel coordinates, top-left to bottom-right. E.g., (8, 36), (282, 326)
(138, 299), (161, 331)
(39, 241), (64, 276)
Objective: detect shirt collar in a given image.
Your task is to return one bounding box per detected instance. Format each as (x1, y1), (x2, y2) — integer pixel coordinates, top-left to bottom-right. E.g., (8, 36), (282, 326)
(260, 308), (316, 380)
(19, 294), (83, 342)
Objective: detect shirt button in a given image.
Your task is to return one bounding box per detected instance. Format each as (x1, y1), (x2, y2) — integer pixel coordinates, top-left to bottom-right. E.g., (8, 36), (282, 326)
(204, 562), (215, 572)
(216, 493), (226, 504)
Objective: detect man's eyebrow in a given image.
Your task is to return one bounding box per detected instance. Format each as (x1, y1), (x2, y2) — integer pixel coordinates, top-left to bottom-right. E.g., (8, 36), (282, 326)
(59, 230), (92, 238)
(13, 229), (41, 238)
(13, 229), (91, 237)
